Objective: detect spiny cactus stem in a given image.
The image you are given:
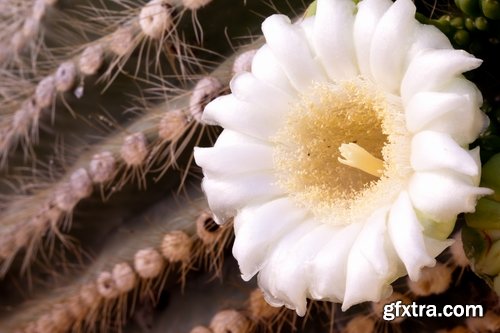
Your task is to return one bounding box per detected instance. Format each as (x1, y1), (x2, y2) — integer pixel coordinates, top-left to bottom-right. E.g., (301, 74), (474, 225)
(187, 288), (288, 333)
(210, 309), (252, 333)
(0, 0), (227, 167)
(0, 27), (153, 164)
(0, 1), (332, 332)
(0, 0), (56, 66)
(0, 37), (255, 279)
(0, 193), (235, 332)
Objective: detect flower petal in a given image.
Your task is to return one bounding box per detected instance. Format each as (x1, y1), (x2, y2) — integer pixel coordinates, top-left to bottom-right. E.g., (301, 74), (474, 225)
(194, 142), (273, 177)
(262, 15), (327, 91)
(300, 16), (315, 45)
(424, 236), (454, 261)
(256, 221), (316, 311)
(404, 91), (469, 133)
(202, 94), (285, 140)
(411, 130), (479, 177)
(404, 78), (486, 144)
(353, 0), (392, 79)
(309, 223), (362, 303)
(312, 0), (358, 81)
(419, 79), (486, 145)
(232, 197), (306, 281)
(408, 171), (493, 223)
(407, 23), (452, 61)
(201, 172), (284, 224)
(343, 208), (395, 310)
(213, 129), (264, 148)
(230, 71), (294, 112)
(251, 45), (297, 95)
(401, 49), (482, 104)
(388, 191), (439, 280)
(258, 222), (332, 316)
(468, 147), (482, 185)
(370, 0), (418, 93)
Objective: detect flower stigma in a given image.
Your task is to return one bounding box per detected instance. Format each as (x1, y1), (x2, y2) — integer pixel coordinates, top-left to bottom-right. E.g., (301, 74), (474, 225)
(338, 142), (384, 178)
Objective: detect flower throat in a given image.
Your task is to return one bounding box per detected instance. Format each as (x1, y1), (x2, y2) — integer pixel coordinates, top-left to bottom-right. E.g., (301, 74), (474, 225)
(273, 79), (390, 223)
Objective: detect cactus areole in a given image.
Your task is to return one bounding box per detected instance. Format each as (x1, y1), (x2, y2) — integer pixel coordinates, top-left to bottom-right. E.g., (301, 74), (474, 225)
(194, 0), (492, 315)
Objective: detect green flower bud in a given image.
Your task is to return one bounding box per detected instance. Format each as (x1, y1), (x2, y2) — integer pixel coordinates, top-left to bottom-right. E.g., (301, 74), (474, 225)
(465, 17), (476, 30)
(453, 29), (471, 46)
(475, 16), (489, 30)
(455, 0), (482, 16)
(434, 15), (453, 34)
(480, 153), (500, 201)
(451, 16), (465, 29)
(465, 198), (500, 229)
(463, 153), (500, 295)
(476, 239), (500, 275)
(462, 225), (488, 261)
(481, 0), (500, 20)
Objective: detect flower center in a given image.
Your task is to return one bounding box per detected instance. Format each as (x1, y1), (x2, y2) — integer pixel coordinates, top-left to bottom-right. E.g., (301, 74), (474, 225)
(273, 79), (407, 225)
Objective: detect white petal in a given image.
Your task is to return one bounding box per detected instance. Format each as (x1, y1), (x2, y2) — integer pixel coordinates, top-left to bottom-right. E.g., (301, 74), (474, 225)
(342, 258), (392, 311)
(411, 131), (479, 176)
(359, 208), (392, 275)
(213, 129), (265, 148)
(262, 15), (327, 91)
(408, 171), (493, 223)
(468, 147), (482, 185)
(201, 172), (284, 224)
(447, 75), (483, 106)
(343, 208), (394, 310)
(407, 23), (452, 61)
(194, 142), (273, 177)
(417, 78), (486, 145)
(258, 222), (332, 316)
(401, 49), (482, 103)
(370, 0), (418, 93)
(232, 197), (306, 281)
(230, 71), (294, 112)
(312, 0), (358, 80)
(388, 191), (438, 280)
(424, 236), (454, 263)
(251, 45), (297, 95)
(353, 0), (392, 79)
(309, 223), (362, 302)
(202, 94), (284, 140)
(404, 91), (469, 133)
(256, 222), (315, 308)
(300, 15), (316, 45)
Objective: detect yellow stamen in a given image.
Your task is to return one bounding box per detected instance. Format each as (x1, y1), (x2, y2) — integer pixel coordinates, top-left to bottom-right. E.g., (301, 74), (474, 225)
(338, 143), (384, 178)
(272, 79), (409, 225)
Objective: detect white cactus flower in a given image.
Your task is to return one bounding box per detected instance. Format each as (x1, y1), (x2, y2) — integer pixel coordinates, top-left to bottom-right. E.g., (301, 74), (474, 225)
(194, 0), (493, 315)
